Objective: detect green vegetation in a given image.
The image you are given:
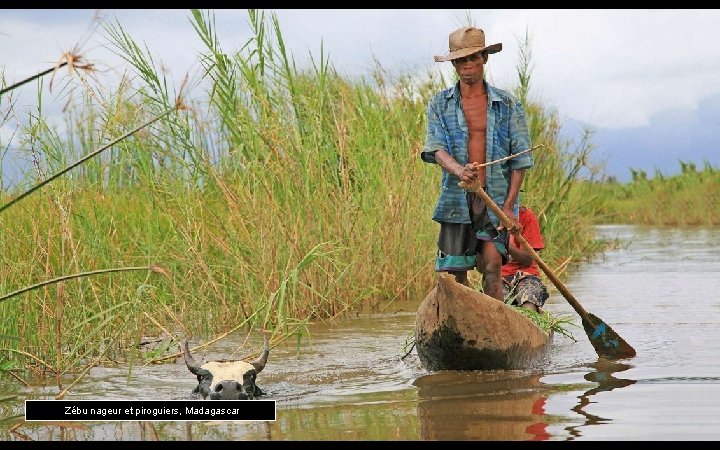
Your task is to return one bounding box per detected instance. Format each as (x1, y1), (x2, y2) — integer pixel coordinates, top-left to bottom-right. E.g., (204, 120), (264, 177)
(0, 395), (22, 423)
(0, 10), (604, 384)
(592, 161), (720, 225)
(513, 307), (578, 341)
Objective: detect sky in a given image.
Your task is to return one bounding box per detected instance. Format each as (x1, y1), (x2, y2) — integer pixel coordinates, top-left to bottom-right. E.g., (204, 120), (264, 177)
(2, 8), (720, 182)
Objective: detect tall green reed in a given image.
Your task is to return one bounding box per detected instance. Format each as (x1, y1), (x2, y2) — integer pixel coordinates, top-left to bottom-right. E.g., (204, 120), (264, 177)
(1, 9), (606, 382)
(510, 31), (606, 267)
(593, 160), (720, 225)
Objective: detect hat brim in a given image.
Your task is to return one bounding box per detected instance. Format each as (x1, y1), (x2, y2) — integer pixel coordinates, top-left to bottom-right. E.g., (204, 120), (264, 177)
(434, 42), (502, 62)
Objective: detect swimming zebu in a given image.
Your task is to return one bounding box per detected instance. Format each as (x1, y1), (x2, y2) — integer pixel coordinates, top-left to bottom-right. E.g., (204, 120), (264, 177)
(183, 334), (270, 400)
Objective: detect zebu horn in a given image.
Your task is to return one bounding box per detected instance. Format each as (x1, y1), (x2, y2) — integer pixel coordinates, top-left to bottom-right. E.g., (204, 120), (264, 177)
(183, 339), (202, 375)
(251, 333), (270, 373)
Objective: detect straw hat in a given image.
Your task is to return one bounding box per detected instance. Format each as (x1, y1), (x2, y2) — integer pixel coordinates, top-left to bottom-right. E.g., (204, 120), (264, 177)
(434, 27), (502, 62)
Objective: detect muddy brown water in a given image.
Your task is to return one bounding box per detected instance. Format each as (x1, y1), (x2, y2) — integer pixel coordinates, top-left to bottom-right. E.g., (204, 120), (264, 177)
(2, 224), (720, 441)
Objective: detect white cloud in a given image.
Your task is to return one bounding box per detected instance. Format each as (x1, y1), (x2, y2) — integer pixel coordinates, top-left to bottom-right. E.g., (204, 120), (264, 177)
(3, 8), (720, 131)
(483, 9), (720, 128)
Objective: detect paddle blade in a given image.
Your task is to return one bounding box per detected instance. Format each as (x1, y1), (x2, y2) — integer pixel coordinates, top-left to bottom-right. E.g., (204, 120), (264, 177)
(581, 313), (637, 359)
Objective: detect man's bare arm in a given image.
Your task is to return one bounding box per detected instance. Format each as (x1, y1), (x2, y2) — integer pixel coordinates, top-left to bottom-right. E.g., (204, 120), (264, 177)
(503, 169), (525, 211)
(508, 237), (535, 267)
(500, 169), (525, 234)
(434, 149), (478, 184)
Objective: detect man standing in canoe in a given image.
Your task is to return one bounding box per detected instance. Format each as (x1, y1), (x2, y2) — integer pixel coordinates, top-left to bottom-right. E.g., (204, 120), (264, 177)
(420, 26), (533, 302)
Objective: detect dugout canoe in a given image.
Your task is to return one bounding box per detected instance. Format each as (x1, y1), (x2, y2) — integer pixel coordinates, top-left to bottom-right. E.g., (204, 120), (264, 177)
(415, 274), (552, 371)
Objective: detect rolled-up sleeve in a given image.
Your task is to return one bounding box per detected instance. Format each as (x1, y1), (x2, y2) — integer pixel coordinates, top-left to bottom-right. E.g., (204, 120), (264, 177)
(420, 99), (447, 164)
(508, 98), (534, 170)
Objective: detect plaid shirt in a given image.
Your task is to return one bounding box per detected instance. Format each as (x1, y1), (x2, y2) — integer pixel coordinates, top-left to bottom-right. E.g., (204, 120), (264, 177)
(420, 80), (533, 227)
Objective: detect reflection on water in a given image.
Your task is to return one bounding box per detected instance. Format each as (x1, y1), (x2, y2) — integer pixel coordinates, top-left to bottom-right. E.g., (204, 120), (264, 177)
(2, 225), (720, 440)
(565, 359), (636, 440)
(414, 371), (552, 441)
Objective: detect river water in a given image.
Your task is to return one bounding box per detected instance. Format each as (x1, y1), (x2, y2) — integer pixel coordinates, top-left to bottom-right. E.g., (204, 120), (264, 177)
(2, 224), (720, 441)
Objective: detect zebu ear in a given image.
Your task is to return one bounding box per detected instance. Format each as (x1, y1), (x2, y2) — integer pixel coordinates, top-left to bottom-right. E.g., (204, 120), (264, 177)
(183, 339), (203, 375)
(251, 333), (270, 373)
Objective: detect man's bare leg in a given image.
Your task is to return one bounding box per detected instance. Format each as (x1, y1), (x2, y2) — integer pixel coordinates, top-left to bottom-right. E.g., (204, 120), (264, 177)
(447, 270), (469, 287)
(477, 241), (504, 301)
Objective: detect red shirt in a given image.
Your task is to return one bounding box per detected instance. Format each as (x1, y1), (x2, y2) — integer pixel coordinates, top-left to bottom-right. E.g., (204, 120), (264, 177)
(502, 206), (544, 277)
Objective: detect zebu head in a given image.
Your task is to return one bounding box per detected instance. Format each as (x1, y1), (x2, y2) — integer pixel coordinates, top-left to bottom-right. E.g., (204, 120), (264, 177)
(183, 334), (270, 400)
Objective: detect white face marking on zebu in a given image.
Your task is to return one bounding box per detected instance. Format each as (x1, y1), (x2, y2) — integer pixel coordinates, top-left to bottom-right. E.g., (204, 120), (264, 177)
(201, 360), (255, 391)
(183, 335), (269, 399)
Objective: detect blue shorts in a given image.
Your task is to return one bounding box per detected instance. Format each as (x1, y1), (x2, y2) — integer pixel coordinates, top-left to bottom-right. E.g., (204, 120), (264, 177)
(435, 191), (509, 272)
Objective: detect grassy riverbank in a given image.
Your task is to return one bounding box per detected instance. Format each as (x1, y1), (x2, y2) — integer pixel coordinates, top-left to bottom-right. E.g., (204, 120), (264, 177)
(592, 162), (720, 225)
(1, 10), (603, 380)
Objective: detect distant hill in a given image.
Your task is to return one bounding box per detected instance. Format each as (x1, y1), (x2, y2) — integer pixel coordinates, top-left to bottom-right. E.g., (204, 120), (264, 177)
(561, 92), (720, 183)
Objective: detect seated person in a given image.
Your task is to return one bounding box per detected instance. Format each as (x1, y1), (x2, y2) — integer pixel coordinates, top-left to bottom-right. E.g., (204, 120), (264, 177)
(502, 205), (549, 313)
